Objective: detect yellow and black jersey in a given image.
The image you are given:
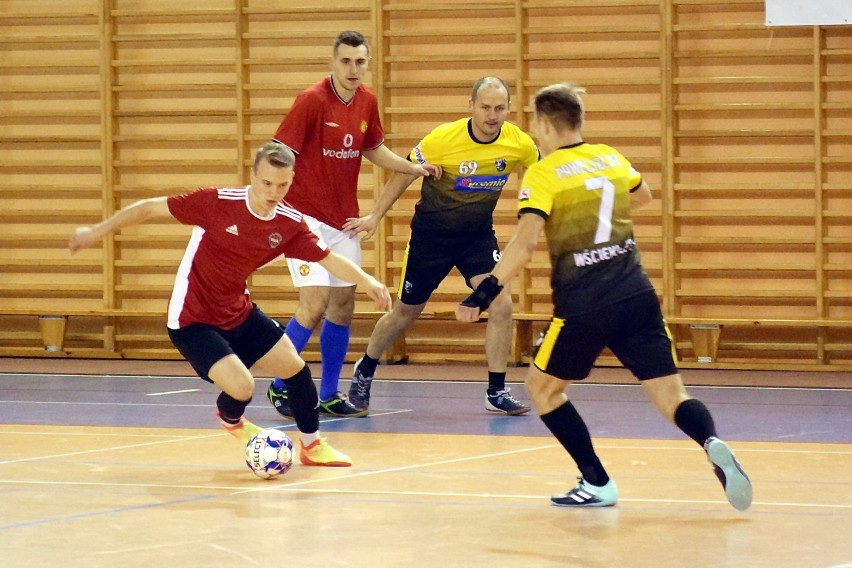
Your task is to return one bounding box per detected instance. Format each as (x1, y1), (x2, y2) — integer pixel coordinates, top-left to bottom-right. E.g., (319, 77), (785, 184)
(409, 118), (538, 235)
(518, 141), (654, 317)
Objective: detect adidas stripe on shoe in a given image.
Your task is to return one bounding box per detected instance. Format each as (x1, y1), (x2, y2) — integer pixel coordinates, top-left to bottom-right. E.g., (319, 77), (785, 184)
(551, 478), (618, 508)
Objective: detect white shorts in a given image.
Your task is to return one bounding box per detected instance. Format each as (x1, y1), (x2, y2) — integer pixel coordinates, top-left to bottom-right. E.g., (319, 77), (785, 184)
(286, 214), (361, 287)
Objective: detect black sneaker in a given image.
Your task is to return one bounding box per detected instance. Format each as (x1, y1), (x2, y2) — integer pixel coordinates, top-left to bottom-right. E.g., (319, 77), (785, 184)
(266, 381), (293, 418)
(705, 437), (753, 511)
(320, 392), (368, 417)
(551, 478), (618, 507)
(485, 388), (531, 415)
(348, 357), (374, 410)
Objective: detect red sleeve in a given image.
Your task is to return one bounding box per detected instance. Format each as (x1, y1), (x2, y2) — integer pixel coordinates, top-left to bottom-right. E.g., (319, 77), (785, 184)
(363, 94), (385, 151)
(167, 188), (216, 227)
(272, 91), (319, 154)
(286, 219), (332, 263)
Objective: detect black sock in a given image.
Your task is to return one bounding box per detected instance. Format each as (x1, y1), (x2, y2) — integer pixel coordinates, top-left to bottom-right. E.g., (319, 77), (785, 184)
(217, 392), (252, 424)
(540, 401), (609, 486)
(674, 398), (718, 446)
(284, 364), (319, 435)
(358, 353), (379, 377)
(487, 371), (507, 394)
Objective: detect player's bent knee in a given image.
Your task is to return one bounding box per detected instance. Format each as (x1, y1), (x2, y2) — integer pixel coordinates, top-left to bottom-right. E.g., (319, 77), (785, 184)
(293, 308), (325, 330)
(525, 368), (567, 412)
(208, 355), (255, 401)
(524, 368), (550, 399)
(488, 293), (513, 320)
(222, 376), (254, 402)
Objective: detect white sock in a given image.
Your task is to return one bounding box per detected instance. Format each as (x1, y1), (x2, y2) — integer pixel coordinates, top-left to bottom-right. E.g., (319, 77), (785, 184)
(301, 431), (321, 446)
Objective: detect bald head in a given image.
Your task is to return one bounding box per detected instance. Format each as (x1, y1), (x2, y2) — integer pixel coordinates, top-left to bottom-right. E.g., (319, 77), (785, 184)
(471, 77), (511, 104)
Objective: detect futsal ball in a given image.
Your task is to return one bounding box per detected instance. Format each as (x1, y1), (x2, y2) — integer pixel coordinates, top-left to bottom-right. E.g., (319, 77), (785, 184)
(245, 429), (294, 479)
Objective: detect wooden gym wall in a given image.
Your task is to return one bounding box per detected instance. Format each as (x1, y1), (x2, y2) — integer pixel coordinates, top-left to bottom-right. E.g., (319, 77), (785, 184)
(1, 0), (850, 371)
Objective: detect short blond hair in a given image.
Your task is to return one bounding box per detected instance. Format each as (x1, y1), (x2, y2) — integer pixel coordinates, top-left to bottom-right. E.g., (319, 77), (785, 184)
(254, 142), (295, 171)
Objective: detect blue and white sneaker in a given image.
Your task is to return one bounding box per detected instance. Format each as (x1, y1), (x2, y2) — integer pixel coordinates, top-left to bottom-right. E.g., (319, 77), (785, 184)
(705, 437), (753, 511)
(485, 388), (531, 416)
(551, 478), (618, 507)
(348, 358), (374, 411)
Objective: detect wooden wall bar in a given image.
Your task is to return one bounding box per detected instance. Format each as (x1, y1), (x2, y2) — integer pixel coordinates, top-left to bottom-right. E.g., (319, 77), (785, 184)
(1, 0), (850, 370)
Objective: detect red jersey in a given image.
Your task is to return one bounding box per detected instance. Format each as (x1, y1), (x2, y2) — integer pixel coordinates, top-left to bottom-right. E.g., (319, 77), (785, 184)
(272, 76), (384, 230)
(166, 187), (330, 330)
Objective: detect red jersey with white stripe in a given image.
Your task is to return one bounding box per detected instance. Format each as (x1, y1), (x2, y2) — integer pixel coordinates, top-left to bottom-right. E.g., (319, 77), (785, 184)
(272, 76), (384, 230)
(166, 187), (330, 330)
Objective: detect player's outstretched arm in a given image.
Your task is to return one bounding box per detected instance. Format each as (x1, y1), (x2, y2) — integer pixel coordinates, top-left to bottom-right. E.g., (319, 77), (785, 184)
(363, 144), (442, 178)
(69, 197), (172, 254)
(630, 179), (653, 211)
(342, 171), (419, 239)
(318, 252), (392, 312)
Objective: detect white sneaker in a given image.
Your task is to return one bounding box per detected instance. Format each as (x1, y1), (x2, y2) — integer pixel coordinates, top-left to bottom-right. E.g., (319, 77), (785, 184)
(551, 478), (618, 507)
(705, 437), (753, 511)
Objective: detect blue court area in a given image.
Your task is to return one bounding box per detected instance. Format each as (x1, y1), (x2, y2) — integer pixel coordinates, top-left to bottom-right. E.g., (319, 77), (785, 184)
(1, 369), (849, 444)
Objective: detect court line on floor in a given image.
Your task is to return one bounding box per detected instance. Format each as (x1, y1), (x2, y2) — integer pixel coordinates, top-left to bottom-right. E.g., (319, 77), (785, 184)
(0, 409), (413, 465)
(0, 400), (215, 408)
(3, 372), (851, 394)
(0, 430), (848, 535)
(4, 475), (849, 512)
(0, 423), (849, 469)
(146, 389), (200, 396)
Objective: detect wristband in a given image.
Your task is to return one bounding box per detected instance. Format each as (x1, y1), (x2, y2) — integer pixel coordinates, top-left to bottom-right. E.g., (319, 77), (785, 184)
(460, 275), (503, 311)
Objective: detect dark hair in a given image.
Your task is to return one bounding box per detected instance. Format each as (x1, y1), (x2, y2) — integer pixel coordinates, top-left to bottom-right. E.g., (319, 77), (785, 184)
(254, 142), (295, 170)
(471, 76), (511, 104)
(534, 83), (586, 131)
(333, 30), (369, 55)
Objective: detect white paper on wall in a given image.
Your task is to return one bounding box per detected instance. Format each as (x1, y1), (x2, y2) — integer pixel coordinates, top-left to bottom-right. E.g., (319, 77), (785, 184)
(766, 0), (851, 26)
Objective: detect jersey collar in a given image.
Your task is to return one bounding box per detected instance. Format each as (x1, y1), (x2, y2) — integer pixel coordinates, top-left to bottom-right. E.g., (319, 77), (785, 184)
(328, 75), (355, 106)
(467, 119), (501, 145)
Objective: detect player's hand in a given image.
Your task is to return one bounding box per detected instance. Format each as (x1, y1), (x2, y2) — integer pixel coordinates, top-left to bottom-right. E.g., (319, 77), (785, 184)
(365, 277), (393, 312)
(412, 163), (442, 179)
(455, 304), (482, 323)
(69, 227), (97, 254)
(343, 214), (379, 240)
(456, 275), (503, 322)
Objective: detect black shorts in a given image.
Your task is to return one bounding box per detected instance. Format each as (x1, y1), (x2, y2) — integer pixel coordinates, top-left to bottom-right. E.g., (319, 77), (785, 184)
(533, 290), (678, 381)
(398, 229), (501, 305)
(167, 304), (285, 383)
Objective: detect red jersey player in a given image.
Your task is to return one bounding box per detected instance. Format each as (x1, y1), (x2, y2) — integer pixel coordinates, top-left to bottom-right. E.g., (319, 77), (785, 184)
(266, 31), (439, 418)
(69, 143), (392, 468)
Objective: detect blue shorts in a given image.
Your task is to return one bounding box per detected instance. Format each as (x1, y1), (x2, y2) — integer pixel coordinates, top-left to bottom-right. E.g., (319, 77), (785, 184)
(398, 229), (500, 305)
(533, 290), (678, 381)
(167, 304), (285, 383)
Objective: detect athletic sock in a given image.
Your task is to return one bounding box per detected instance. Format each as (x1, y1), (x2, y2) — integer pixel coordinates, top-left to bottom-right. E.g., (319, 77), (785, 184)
(319, 320), (350, 401)
(285, 364), (320, 435)
(301, 431), (321, 447)
(357, 353), (379, 378)
(487, 371), (507, 395)
(271, 318), (315, 391)
(216, 391), (251, 424)
(674, 398), (718, 446)
(216, 392), (256, 443)
(285, 317), (314, 353)
(540, 400), (610, 486)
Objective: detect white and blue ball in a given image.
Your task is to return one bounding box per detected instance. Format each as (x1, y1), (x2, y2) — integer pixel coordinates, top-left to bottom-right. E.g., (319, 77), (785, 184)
(245, 429), (294, 479)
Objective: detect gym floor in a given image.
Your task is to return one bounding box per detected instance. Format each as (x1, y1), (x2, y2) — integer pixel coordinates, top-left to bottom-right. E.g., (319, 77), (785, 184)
(1, 358), (850, 568)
